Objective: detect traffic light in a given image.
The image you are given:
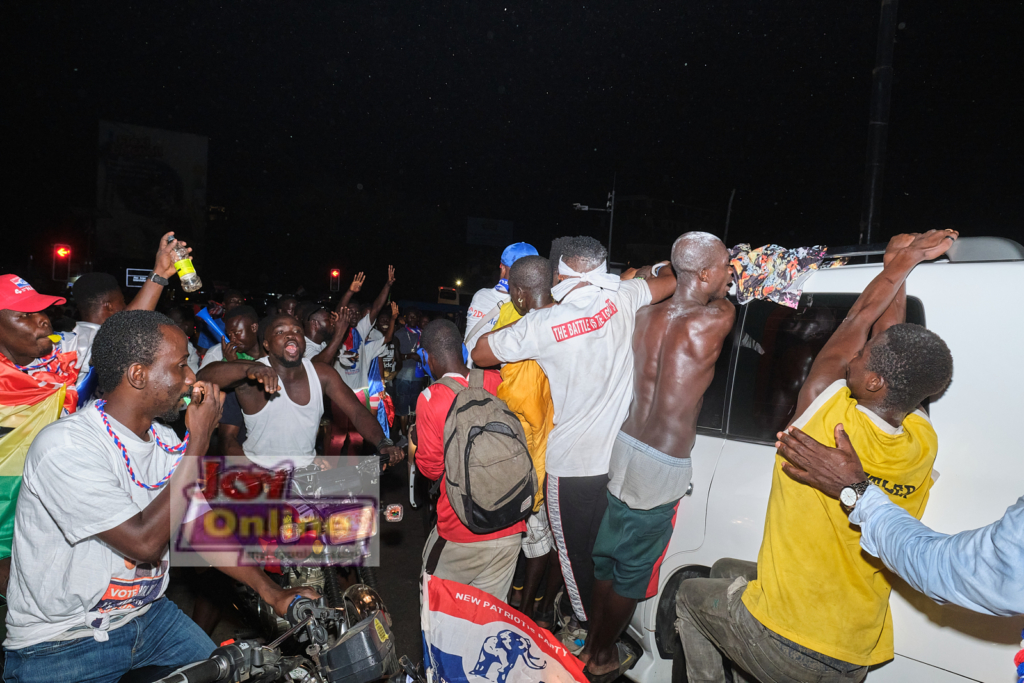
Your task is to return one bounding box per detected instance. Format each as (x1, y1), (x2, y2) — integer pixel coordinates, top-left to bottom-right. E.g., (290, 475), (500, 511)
(329, 269), (341, 292)
(52, 244), (71, 282)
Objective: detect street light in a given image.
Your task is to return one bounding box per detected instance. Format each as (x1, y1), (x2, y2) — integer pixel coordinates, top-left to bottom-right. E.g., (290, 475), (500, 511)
(572, 176), (617, 263)
(455, 279), (463, 288)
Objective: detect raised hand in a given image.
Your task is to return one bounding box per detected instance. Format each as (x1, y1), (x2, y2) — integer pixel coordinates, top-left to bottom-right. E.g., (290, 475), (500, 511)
(222, 340), (243, 362)
(246, 364), (280, 394)
(888, 229), (958, 264)
(349, 272), (366, 293)
(390, 301), (399, 318)
(387, 265), (396, 285)
(154, 232), (191, 279)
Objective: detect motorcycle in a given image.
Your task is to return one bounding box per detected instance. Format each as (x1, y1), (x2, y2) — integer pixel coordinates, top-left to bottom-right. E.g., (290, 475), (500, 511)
(217, 444), (404, 644)
(156, 591), (424, 683)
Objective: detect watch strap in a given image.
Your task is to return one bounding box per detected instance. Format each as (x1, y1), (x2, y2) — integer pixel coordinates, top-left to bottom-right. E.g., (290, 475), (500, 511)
(149, 271), (169, 286)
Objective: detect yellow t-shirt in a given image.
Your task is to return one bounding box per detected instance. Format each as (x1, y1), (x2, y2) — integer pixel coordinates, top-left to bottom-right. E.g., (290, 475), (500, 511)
(741, 380), (938, 666)
(494, 302), (554, 511)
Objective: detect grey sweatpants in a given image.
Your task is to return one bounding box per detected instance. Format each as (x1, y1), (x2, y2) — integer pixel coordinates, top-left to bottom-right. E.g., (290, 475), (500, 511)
(675, 559), (868, 683)
(421, 526), (521, 601)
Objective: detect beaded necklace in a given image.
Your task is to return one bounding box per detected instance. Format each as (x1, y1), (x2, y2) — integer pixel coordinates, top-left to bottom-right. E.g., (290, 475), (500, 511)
(94, 400), (189, 490)
(1015, 628), (1024, 682)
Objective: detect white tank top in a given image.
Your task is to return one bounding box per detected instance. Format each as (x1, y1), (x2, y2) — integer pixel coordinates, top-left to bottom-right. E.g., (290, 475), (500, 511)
(242, 357), (324, 470)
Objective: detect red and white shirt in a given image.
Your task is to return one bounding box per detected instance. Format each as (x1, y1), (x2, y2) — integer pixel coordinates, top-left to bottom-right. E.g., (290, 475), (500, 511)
(415, 370), (527, 544)
(487, 279), (652, 478)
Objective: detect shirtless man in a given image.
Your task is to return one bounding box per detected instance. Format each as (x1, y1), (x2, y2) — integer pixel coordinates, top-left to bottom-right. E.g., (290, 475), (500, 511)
(581, 232), (734, 680)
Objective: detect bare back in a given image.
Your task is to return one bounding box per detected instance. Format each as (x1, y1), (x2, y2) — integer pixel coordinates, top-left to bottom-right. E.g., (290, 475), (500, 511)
(621, 296), (734, 458)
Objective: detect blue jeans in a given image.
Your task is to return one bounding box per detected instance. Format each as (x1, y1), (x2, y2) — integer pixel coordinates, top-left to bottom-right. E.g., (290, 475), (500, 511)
(394, 378), (423, 416)
(4, 598), (215, 683)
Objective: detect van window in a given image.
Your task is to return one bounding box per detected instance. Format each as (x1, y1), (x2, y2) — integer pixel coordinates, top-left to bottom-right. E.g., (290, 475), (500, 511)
(726, 294), (925, 444)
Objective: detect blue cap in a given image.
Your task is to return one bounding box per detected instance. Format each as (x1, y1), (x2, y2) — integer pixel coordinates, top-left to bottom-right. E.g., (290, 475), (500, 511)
(501, 242), (539, 267)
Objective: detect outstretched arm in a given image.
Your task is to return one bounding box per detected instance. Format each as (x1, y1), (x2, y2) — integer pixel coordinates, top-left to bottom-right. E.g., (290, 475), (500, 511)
(367, 266), (396, 323)
(383, 302), (399, 344)
(314, 362), (404, 465)
(197, 360), (280, 393)
(793, 229), (957, 419)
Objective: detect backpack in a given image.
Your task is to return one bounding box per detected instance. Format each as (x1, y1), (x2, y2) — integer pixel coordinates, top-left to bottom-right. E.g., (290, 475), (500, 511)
(433, 370), (537, 534)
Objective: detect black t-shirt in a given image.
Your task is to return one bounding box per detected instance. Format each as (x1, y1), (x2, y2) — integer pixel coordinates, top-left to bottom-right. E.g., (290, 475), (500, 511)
(220, 391), (247, 444)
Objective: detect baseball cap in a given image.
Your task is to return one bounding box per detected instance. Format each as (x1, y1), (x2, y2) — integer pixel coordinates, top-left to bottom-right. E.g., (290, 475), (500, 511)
(500, 242), (539, 267)
(0, 274), (66, 312)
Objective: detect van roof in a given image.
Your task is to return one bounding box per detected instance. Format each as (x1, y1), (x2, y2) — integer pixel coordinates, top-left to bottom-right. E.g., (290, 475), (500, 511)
(825, 236), (1024, 264)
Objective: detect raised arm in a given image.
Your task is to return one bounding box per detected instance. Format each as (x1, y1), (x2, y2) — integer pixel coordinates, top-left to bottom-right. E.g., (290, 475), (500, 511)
(314, 362), (404, 465)
(383, 302), (398, 344)
(127, 232), (188, 311)
(793, 229), (957, 417)
(313, 308), (354, 366)
(339, 272), (365, 310)
(367, 266), (396, 323)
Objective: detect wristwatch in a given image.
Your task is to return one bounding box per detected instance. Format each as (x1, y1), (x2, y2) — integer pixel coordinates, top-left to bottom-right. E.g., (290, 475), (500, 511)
(149, 271), (169, 286)
(839, 481), (871, 510)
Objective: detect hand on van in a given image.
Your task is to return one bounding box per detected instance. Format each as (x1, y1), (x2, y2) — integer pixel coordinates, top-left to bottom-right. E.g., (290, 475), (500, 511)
(776, 423), (866, 498)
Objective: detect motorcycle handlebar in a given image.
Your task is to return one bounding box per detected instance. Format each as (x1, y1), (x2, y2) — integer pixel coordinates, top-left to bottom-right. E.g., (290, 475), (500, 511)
(155, 656), (229, 683)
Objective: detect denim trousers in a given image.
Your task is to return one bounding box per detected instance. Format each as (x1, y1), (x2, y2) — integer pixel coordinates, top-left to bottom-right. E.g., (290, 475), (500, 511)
(4, 597), (215, 683)
(675, 559), (868, 683)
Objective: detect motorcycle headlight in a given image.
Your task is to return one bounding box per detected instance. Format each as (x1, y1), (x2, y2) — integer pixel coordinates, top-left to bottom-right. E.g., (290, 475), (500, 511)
(327, 506), (377, 545)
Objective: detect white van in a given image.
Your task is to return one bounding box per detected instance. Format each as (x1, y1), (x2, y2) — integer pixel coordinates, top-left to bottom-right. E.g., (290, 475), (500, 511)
(625, 236), (1024, 683)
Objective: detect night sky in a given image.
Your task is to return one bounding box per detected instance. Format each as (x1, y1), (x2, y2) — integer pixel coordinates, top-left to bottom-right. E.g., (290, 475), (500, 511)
(4, 1), (1022, 301)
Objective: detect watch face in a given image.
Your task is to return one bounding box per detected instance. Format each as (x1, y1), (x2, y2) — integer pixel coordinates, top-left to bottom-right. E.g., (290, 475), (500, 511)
(839, 487), (858, 507)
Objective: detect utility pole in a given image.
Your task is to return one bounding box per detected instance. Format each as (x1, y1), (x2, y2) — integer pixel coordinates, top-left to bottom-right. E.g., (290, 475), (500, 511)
(858, 0), (900, 244)
(723, 188), (737, 245)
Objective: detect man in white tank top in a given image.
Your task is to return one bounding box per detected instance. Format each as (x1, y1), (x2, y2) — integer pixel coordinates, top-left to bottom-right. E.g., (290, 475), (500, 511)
(197, 314), (404, 471)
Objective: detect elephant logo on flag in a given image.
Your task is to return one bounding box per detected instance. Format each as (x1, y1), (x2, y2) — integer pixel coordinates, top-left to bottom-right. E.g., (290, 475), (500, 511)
(469, 629), (546, 683)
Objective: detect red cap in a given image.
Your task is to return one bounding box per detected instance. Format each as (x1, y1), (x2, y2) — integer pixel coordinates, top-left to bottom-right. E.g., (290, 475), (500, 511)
(0, 274), (66, 313)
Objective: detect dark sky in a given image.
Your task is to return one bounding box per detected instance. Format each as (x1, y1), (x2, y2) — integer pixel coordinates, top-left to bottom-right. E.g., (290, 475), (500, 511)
(4, 1), (1022, 300)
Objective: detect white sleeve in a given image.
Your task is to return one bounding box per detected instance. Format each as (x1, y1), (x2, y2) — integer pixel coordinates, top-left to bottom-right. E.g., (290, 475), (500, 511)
(25, 432), (141, 545)
(617, 279), (653, 315)
(198, 344), (223, 370)
(487, 310), (545, 364)
(356, 314), (374, 339)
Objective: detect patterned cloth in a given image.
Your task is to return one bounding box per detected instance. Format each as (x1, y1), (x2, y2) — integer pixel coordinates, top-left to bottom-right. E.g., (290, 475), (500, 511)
(730, 244), (846, 309)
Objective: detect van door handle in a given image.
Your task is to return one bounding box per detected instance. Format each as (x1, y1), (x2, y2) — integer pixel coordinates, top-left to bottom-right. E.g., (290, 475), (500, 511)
(684, 482), (694, 497)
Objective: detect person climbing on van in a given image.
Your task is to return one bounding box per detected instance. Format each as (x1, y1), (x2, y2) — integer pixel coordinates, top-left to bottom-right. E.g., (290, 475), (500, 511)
(675, 229), (958, 683)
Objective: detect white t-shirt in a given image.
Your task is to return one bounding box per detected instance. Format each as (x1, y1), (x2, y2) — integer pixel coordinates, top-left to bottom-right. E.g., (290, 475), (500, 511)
(303, 336), (326, 360)
(186, 340), (201, 374)
(465, 286), (510, 368)
(336, 315), (388, 391)
(5, 407), (181, 649)
(69, 321), (101, 371)
(198, 343), (223, 370)
(487, 279), (652, 477)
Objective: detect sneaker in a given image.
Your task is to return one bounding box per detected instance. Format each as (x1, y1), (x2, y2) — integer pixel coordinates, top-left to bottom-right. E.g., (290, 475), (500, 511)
(557, 623), (588, 656)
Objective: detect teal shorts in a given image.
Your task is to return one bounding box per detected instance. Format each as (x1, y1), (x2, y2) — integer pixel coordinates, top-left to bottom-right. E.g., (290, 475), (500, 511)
(593, 491), (680, 600)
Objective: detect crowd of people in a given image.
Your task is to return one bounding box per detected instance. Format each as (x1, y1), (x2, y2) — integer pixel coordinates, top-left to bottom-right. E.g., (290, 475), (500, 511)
(0, 226), (1021, 683)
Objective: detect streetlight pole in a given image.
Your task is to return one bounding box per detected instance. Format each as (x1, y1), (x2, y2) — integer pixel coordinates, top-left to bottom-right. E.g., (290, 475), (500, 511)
(573, 174), (617, 262)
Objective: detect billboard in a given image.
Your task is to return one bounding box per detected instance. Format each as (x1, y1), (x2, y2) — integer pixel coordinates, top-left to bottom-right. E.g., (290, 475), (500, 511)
(96, 121), (208, 260)
(466, 217), (514, 247)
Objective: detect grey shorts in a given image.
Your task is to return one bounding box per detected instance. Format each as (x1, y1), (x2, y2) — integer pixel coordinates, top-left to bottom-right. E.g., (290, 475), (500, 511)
(607, 431), (692, 510)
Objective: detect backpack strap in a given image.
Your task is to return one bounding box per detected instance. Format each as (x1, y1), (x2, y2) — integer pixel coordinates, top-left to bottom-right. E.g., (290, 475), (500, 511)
(468, 369), (485, 389)
(436, 376), (468, 396)
(464, 303), (503, 346)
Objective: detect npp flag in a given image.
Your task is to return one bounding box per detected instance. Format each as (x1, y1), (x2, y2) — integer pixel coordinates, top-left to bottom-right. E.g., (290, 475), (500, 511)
(422, 574), (586, 683)
(0, 346), (79, 558)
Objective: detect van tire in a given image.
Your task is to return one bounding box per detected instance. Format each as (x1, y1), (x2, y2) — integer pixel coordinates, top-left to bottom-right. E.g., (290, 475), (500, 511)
(655, 566), (710, 659)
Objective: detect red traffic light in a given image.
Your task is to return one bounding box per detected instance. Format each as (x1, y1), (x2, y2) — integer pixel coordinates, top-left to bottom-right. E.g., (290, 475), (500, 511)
(331, 270), (340, 277)
(55, 245), (71, 258)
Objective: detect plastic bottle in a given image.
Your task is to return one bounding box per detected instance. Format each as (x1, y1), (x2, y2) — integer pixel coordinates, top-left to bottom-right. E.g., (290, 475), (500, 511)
(170, 236), (202, 292)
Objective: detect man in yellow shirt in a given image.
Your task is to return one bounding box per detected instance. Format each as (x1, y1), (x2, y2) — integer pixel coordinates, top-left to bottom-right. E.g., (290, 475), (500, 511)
(675, 230), (958, 682)
(493, 255), (560, 627)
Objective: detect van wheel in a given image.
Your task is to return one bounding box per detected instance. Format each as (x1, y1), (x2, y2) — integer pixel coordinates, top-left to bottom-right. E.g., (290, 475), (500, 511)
(671, 641), (688, 683)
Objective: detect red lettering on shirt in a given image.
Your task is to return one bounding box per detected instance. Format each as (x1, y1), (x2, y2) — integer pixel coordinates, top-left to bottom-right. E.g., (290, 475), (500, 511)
(551, 299), (619, 342)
